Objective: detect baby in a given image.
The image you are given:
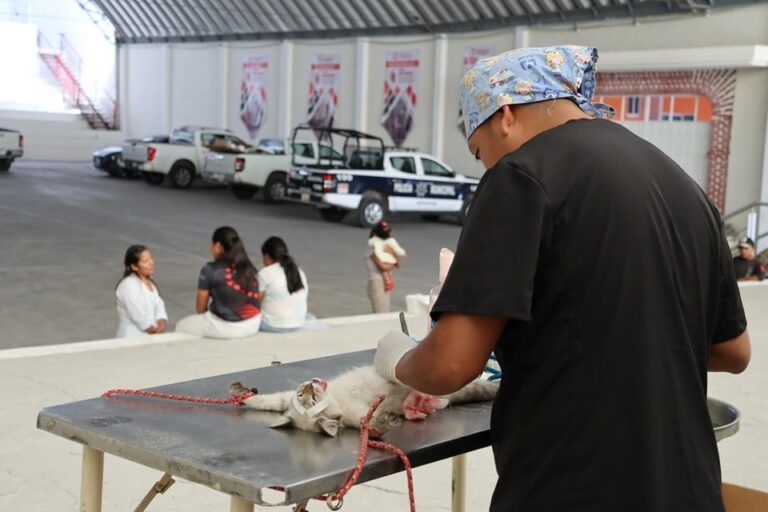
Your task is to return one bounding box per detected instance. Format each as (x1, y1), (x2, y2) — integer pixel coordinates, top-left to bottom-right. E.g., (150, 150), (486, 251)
(368, 221), (406, 291)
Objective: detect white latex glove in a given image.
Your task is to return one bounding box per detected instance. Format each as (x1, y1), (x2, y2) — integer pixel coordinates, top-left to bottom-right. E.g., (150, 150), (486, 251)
(374, 330), (416, 385)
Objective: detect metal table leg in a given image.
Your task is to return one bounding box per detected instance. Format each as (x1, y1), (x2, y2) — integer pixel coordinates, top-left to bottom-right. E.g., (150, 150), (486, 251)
(230, 496), (254, 512)
(81, 446), (104, 512)
(451, 454), (467, 512)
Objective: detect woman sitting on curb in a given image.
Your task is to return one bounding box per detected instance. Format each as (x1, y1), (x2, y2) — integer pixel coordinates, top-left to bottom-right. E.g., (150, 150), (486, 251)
(176, 226), (262, 339)
(258, 236), (308, 333)
(115, 244), (168, 338)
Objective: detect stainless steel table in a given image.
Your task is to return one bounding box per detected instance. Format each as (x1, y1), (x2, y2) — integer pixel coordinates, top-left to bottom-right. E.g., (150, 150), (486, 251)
(37, 350), (491, 511)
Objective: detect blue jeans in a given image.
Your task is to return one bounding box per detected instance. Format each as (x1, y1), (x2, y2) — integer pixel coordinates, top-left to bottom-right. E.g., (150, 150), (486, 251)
(259, 321), (299, 333)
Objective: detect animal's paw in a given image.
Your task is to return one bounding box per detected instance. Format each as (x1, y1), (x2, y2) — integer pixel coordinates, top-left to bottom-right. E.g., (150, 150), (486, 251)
(229, 381), (256, 396)
(369, 411), (403, 435)
(403, 391), (448, 420)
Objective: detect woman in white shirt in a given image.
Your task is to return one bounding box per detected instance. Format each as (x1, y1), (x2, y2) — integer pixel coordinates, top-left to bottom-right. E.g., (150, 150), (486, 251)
(115, 245), (168, 338)
(258, 236), (308, 332)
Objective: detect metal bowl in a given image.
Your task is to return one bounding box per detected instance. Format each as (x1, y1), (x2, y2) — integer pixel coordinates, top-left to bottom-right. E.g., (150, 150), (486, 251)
(708, 397), (740, 442)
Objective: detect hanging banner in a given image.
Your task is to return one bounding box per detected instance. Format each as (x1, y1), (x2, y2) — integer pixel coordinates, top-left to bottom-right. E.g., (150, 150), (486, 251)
(381, 49), (419, 148)
(458, 45), (496, 136)
(463, 45), (496, 72)
(307, 53), (340, 131)
(240, 52), (269, 140)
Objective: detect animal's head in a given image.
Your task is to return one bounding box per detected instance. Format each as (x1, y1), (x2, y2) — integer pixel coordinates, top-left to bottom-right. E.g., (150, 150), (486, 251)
(272, 378), (344, 437)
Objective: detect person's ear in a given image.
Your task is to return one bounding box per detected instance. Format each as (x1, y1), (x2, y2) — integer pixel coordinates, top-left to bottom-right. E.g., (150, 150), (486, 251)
(317, 417), (340, 437)
(495, 105), (517, 139)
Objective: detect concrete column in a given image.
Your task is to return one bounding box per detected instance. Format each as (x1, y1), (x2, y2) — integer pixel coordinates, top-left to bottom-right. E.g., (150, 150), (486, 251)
(355, 37), (369, 132)
(117, 44), (127, 134)
(431, 34), (448, 159)
(759, 106), (768, 252)
(220, 43), (230, 129)
(515, 27), (530, 49)
(277, 40), (294, 139)
(162, 44), (172, 133)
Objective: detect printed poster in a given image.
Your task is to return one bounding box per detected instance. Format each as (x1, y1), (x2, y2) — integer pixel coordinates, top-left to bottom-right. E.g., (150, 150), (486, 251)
(458, 45), (495, 136)
(381, 49), (419, 147)
(307, 53), (340, 132)
(240, 53), (269, 140)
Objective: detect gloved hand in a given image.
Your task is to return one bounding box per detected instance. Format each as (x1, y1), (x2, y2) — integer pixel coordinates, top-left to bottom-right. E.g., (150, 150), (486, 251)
(374, 330), (416, 385)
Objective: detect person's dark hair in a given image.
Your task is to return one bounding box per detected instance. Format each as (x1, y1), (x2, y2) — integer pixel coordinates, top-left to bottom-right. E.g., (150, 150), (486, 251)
(213, 226), (257, 292)
(261, 236), (304, 294)
(369, 220), (392, 240)
(117, 244), (159, 291)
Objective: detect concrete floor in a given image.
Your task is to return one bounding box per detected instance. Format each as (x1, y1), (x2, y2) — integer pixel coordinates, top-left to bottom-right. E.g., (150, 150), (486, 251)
(0, 287), (765, 511)
(0, 161), (464, 349)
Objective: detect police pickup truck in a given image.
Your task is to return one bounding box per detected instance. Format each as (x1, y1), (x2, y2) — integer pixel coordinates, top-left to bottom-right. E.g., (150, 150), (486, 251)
(285, 126), (479, 228)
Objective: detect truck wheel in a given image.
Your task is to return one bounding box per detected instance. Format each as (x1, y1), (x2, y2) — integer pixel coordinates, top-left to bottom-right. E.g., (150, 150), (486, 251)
(0, 159), (11, 172)
(319, 207), (347, 223)
(169, 162), (195, 189)
(232, 184), (257, 200)
(263, 172), (287, 204)
(143, 172), (164, 185)
(459, 195), (474, 225)
(356, 192), (387, 228)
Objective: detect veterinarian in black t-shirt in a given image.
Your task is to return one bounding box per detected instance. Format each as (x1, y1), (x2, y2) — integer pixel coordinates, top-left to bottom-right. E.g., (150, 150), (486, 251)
(374, 46), (751, 512)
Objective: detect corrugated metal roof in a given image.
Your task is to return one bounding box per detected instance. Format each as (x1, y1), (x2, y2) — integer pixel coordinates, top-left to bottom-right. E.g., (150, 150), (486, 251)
(89, 0), (767, 44)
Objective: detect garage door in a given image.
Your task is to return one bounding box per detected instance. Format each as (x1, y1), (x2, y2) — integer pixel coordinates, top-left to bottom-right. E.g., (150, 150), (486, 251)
(595, 94), (713, 189)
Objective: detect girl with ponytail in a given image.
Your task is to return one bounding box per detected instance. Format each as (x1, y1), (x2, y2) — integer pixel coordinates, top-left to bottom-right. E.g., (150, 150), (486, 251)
(258, 236), (309, 332)
(115, 245), (168, 337)
(175, 227), (263, 339)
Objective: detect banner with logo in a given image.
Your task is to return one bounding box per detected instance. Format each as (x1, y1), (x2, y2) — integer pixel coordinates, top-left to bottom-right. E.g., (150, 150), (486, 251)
(240, 52), (270, 139)
(381, 49), (419, 147)
(458, 45), (496, 136)
(307, 53), (340, 131)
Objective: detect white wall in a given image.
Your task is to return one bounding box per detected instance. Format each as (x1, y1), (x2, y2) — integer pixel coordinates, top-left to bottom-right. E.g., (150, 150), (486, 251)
(120, 6), (768, 206)
(530, 3), (768, 212)
(122, 44), (165, 137)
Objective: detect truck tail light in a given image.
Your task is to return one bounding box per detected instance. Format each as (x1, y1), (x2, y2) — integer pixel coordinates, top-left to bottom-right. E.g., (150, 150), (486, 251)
(322, 173), (336, 192)
(234, 157), (245, 173)
(18, 134), (24, 148)
(147, 146), (157, 162)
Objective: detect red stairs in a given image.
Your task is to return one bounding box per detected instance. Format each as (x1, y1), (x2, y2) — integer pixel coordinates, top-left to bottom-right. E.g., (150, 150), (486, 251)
(37, 32), (117, 130)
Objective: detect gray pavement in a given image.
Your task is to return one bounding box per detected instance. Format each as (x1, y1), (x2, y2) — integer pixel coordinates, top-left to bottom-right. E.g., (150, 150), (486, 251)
(0, 161), (464, 348)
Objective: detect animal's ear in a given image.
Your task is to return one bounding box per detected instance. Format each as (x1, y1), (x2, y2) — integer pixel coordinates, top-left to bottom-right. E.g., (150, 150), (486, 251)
(317, 417), (340, 437)
(270, 414), (295, 429)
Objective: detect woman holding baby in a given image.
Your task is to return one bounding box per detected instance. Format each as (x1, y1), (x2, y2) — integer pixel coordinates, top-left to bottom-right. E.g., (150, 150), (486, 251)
(365, 220), (406, 313)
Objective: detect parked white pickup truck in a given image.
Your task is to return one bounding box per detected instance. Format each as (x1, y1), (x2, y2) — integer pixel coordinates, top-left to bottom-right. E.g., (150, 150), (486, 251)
(122, 126), (256, 188)
(202, 140), (345, 203)
(0, 128), (23, 172)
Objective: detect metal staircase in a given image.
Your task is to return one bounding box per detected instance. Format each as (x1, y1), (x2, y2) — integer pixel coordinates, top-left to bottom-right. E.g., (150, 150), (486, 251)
(37, 31), (117, 130)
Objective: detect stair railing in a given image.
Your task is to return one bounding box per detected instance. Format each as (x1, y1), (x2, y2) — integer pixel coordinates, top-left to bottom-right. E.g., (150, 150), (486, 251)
(36, 30), (118, 129)
(722, 201), (768, 250)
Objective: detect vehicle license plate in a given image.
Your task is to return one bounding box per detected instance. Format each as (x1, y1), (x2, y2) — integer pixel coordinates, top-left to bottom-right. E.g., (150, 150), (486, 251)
(301, 192), (310, 203)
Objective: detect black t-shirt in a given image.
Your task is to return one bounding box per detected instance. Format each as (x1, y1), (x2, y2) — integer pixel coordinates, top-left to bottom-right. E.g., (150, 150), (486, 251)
(198, 260), (261, 321)
(732, 256), (765, 281)
(431, 119), (746, 512)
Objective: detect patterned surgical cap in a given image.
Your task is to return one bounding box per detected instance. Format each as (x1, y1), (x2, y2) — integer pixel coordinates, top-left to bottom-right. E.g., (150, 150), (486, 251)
(460, 45), (615, 139)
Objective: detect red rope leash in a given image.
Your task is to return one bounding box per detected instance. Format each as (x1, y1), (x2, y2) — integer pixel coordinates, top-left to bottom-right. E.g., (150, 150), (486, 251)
(101, 388), (255, 405)
(325, 395), (416, 512)
(101, 390), (416, 511)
